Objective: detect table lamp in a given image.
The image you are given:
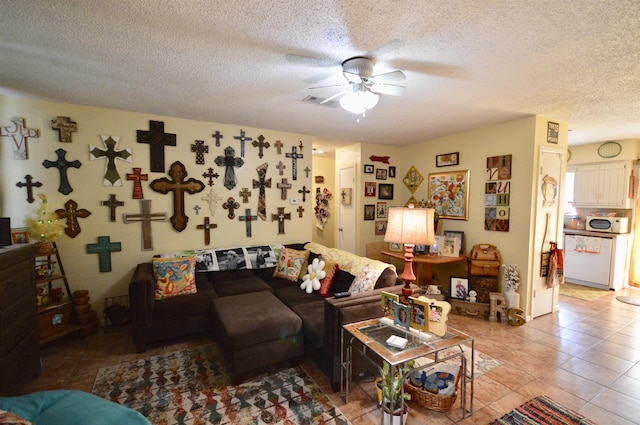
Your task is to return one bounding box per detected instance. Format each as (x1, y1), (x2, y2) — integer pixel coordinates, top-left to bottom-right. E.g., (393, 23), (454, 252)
(384, 206), (435, 298)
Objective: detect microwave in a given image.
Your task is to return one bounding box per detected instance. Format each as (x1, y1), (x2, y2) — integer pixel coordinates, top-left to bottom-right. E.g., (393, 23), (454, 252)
(585, 216), (629, 233)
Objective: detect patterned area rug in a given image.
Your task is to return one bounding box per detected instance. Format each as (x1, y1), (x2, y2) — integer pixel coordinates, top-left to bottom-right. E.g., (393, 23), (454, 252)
(616, 296), (640, 306)
(559, 282), (611, 301)
(490, 394), (598, 424)
(437, 345), (501, 377)
(92, 344), (350, 425)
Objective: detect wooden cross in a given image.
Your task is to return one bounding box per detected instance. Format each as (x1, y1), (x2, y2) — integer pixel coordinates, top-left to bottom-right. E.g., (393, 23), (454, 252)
(277, 178), (292, 200)
(193, 205), (201, 215)
(285, 146), (304, 180)
(239, 187), (251, 203)
(196, 216), (217, 245)
(298, 185), (311, 202)
(212, 130), (223, 147)
(191, 140), (209, 164)
(234, 129), (252, 158)
(252, 134), (270, 158)
(86, 235), (121, 273)
(239, 208), (258, 237)
(150, 161), (205, 232)
(253, 163), (271, 220)
(276, 161), (286, 176)
(122, 199), (167, 251)
(89, 135), (132, 186)
(303, 166), (311, 178)
(16, 174), (42, 203)
(126, 167), (148, 199)
(271, 207), (291, 235)
(43, 148), (82, 195)
(201, 187), (223, 216)
(136, 120), (176, 172)
(274, 140), (283, 155)
(55, 199), (92, 238)
(298, 141), (304, 151)
(202, 167), (220, 186)
(101, 194), (124, 222)
(51, 116), (77, 143)
(1, 117), (39, 160)
(214, 146), (244, 190)
(297, 205), (305, 218)
(222, 197), (240, 219)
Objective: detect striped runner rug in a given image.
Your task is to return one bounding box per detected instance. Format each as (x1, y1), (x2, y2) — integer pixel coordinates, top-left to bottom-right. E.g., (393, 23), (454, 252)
(490, 395), (598, 425)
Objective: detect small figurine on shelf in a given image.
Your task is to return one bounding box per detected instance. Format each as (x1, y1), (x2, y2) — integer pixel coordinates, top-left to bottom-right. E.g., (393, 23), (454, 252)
(24, 193), (65, 254)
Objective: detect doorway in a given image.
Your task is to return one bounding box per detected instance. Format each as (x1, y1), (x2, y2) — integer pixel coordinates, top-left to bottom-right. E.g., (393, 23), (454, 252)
(338, 165), (356, 253)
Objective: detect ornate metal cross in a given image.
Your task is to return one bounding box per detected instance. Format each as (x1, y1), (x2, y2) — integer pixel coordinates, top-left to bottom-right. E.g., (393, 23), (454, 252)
(234, 129), (252, 158)
(297, 205), (305, 218)
(253, 163), (271, 220)
(214, 146), (244, 190)
(150, 161), (205, 232)
(196, 216), (217, 245)
(277, 178), (292, 200)
(238, 187), (251, 203)
(126, 167), (148, 199)
(55, 199), (91, 238)
(16, 174), (42, 203)
(101, 194), (124, 222)
(86, 235), (121, 273)
(202, 167), (220, 186)
(136, 120), (176, 172)
(271, 207), (291, 235)
(252, 134), (270, 158)
(122, 199), (167, 250)
(212, 130), (223, 147)
(239, 208), (258, 237)
(276, 161), (286, 176)
(274, 140), (283, 155)
(285, 146), (304, 180)
(222, 197), (240, 219)
(43, 148), (82, 195)
(0, 117), (39, 160)
(191, 140), (209, 164)
(89, 135), (132, 186)
(51, 116), (77, 143)
(298, 185), (311, 202)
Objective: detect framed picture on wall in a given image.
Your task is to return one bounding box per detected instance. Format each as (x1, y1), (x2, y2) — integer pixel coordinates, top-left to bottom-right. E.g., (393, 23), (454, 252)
(443, 230), (464, 255)
(376, 168), (387, 180)
(450, 277), (469, 300)
(364, 182), (376, 197)
(364, 164), (374, 174)
(378, 183), (394, 200)
(436, 152), (459, 167)
(388, 166), (396, 178)
(375, 220), (387, 235)
(376, 202), (388, 219)
(364, 204), (375, 220)
(428, 170), (469, 220)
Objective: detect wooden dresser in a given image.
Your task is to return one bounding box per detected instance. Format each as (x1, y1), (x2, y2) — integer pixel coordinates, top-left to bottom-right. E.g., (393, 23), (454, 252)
(0, 244), (41, 395)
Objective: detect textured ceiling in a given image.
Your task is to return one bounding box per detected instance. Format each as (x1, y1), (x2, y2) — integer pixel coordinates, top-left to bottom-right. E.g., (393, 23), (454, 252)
(1, 1), (639, 153)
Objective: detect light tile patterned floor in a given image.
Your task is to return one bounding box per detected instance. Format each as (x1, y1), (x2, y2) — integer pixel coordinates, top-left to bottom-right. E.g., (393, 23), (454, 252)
(21, 288), (640, 424)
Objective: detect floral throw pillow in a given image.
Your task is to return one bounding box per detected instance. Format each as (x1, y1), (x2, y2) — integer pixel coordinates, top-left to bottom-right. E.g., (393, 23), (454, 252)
(349, 265), (378, 293)
(0, 410), (32, 425)
(273, 248), (309, 281)
(152, 256), (197, 300)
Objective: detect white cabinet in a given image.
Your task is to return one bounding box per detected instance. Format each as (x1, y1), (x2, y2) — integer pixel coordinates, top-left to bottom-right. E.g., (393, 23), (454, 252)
(573, 161), (632, 208)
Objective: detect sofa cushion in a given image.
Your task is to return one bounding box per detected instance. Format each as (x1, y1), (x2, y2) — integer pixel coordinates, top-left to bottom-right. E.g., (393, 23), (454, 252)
(152, 256), (197, 300)
(212, 276), (273, 297)
(153, 290), (214, 320)
(318, 262), (339, 297)
(331, 269), (355, 293)
(275, 285), (324, 309)
(374, 267), (399, 289)
(289, 300), (325, 348)
(273, 248), (308, 281)
(349, 265), (378, 293)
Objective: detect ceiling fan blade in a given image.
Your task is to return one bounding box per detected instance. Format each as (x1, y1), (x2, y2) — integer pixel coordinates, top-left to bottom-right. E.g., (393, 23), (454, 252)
(369, 83), (405, 96)
(285, 53), (337, 67)
(343, 71), (362, 84)
(320, 88), (350, 104)
(309, 83), (347, 90)
(371, 70), (406, 83)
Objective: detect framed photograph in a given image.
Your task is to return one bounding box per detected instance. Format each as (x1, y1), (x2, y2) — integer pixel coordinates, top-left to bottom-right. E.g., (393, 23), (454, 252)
(438, 236), (460, 257)
(443, 230), (464, 255)
(375, 220), (387, 235)
(450, 277), (469, 300)
(315, 176), (324, 183)
(428, 170), (469, 220)
(364, 181), (376, 197)
(393, 301), (410, 330)
(388, 242), (402, 252)
(388, 166), (396, 178)
(381, 291), (399, 316)
(376, 201), (388, 219)
(436, 152), (460, 167)
(340, 187), (352, 205)
(378, 183), (394, 200)
(364, 204), (375, 221)
(413, 245), (427, 254)
(376, 168), (388, 180)
(11, 229), (29, 244)
(429, 235), (441, 255)
(409, 296), (429, 332)
(364, 164), (374, 174)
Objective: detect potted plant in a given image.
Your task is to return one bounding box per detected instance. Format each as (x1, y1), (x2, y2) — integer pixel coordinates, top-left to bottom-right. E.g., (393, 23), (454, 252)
(24, 193), (65, 254)
(377, 360), (414, 425)
(502, 264), (521, 309)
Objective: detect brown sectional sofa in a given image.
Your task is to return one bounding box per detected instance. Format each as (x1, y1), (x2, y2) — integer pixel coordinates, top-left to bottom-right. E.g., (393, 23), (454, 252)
(129, 242), (403, 390)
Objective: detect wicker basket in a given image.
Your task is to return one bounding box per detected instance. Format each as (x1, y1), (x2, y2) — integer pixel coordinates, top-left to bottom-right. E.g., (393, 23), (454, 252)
(404, 365), (462, 411)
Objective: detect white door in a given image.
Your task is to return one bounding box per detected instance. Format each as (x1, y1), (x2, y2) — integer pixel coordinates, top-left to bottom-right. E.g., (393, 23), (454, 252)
(338, 166), (356, 253)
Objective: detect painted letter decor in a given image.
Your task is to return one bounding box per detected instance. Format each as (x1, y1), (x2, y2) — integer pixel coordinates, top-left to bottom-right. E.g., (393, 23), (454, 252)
(1, 117), (39, 159)
(89, 135), (132, 186)
(485, 154), (511, 232)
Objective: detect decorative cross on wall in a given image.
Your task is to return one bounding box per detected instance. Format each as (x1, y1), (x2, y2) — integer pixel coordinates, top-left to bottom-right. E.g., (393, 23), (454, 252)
(43, 148), (82, 195)
(193, 205), (201, 215)
(1, 117), (39, 160)
(222, 197), (240, 219)
(101, 194), (124, 222)
(16, 174), (42, 203)
(297, 205), (305, 218)
(196, 216), (217, 245)
(253, 163), (271, 221)
(238, 187), (251, 203)
(285, 146), (304, 180)
(298, 141), (304, 151)
(252, 135), (270, 158)
(126, 168), (148, 199)
(214, 146), (244, 190)
(150, 161), (205, 232)
(276, 161), (286, 176)
(202, 167), (220, 186)
(298, 185), (311, 202)
(277, 178), (292, 200)
(191, 140), (209, 165)
(234, 129), (252, 158)
(274, 140), (283, 155)
(303, 166), (311, 178)
(271, 207), (291, 235)
(239, 208), (258, 237)
(122, 199), (167, 251)
(202, 187), (223, 216)
(51, 116), (77, 143)
(55, 199), (91, 238)
(89, 135), (132, 186)
(212, 130), (223, 147)
(86, 235), (121, 273)
(136, 120), (176, 172)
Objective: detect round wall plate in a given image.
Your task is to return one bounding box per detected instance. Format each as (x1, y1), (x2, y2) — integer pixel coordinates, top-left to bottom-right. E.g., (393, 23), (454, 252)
(597, 141), (622, 158)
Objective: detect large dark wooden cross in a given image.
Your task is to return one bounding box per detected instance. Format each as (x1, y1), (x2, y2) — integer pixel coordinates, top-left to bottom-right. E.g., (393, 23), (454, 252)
(274, 140), (283, 155)
(239, 209), (258, 237)
(136, 120), (176, 172)
(101, 194), (124, 222)
(222, 197), (240, 219)
(271, 207), (291, 235)
(212, 130), (223, 147)
(252, 135), (270, 158)
(196, 217), (217, 246)
(89, 135), (132, 186)
(122, 199), (167, 251)
(285, 146), (304, 180)
(214, 146), (244, 190)
(0, 117), (39, 160)
(126, 168), (148, 199)
(51, 116), (77, 143)
(16, 174), (42, 203)
(86, 235), (121, 273)
(277, 178), (292, 200)
(298, 185), (311, 202)
(150, 161), (205, 232)
(55, 199), (91, 238)
(253, 163), (271, 220)
(238, 187), (251, 203)
(234, 129), (252, 158)
(202, 167), (220, 186)
(43, 148), (82, 195)
(191, 140), (209, 165)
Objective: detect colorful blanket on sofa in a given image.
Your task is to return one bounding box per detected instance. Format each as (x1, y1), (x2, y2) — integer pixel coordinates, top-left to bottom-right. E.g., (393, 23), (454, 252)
(159, 244), (282, 272)
(304, 242), (395, 281)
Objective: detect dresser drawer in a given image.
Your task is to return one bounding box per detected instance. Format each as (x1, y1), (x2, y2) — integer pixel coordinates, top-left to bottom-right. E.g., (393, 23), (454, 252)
(0, 258), (33, 309)
(0, 330), (40, 396)
(0, 295), (38, 357)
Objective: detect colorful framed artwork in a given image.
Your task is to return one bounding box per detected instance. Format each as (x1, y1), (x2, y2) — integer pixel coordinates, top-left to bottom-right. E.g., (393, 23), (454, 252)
(364, 164), (374, 174)
(443, 230), (464, 255)
(450, 277), (469, 300)
(376, 201), (388, 219)
(11, 229), (29, 244)
(381, 291), (399, 316)
(428, 170), (470, 220)
(436, 152), (459, 167)
(393, 301), (410, 330)
(375, 220), (387, 235)
(409, 296), (429, 332)
(376, 168), (387, 180)
(378, 183), (394, 200)
(388, 166), (396, 178)
(364, 182), (376, 197)
(364, 204), (375, 220)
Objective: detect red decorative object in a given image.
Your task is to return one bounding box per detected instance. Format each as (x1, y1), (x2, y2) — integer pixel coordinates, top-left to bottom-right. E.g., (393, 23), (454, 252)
(369, 155), (390, 164)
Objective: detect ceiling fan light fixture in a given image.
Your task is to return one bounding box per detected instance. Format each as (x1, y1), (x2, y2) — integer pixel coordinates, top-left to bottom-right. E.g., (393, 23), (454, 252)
(339, 89), (379, 114)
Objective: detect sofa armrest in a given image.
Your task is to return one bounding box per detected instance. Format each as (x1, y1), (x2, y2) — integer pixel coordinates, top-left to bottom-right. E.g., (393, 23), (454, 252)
(129, 262), (155, 324)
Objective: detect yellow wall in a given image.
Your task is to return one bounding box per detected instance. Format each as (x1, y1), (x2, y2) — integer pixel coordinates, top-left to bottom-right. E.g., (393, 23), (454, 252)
(1, 96), (313, 314)
(568, 139), (638, 164)
(311, 155), (335, 247)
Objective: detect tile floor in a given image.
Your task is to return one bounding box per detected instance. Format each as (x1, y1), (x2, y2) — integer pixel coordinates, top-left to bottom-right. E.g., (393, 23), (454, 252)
(20, 287), (640, 424)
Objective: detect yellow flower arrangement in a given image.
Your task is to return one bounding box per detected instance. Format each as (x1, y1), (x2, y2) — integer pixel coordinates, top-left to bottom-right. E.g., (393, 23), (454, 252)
(24, 194), (65, 243)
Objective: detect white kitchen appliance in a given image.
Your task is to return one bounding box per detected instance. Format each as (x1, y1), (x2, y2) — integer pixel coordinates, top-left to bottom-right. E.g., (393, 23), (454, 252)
(585, 216), (629, 233)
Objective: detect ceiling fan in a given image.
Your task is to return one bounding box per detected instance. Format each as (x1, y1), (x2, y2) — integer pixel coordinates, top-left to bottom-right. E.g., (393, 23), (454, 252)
(310, 56), (406, 114)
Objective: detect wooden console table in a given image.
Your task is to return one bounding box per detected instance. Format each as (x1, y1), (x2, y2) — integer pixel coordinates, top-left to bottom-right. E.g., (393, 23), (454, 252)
(381, 250), (466, 286)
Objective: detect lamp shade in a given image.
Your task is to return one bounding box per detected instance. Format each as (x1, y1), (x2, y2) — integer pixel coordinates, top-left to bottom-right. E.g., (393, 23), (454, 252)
(384, 207), (435, 246)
